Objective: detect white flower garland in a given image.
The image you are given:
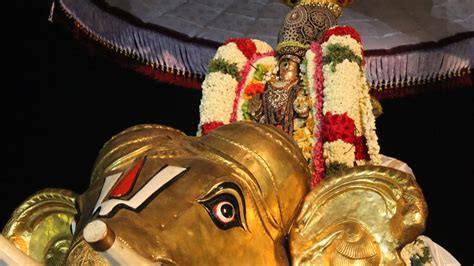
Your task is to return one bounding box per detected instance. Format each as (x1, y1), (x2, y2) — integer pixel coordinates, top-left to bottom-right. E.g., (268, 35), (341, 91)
(214, 42), (248, 70)
(253, 39), (274, 54)
(360, 79), (381, 164)
(199, 72), (238, 125)
(322, 61), (362, 133)
(322, 35), (363, 58)
(199, 41), (248, 134)
(320, 33), (381, 166)
(323, 140), (355, 166)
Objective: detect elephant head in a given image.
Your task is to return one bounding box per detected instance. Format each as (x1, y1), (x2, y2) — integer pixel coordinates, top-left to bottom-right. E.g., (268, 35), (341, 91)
(1, 122), (427, 265)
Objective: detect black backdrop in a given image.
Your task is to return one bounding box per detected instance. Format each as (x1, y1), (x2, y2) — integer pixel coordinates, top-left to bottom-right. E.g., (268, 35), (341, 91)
(4, 1), (473, 264)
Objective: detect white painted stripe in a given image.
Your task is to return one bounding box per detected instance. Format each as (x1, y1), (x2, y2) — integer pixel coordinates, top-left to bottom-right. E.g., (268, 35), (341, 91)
(93, 173), (122, 214)
(98, 166), (187, 216)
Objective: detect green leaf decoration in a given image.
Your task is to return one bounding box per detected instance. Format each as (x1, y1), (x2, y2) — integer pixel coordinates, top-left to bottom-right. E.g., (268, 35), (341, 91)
(208, 58), (242, 81)
(242, 101), (251, 120)
(323, 44), (363, 72)
(253, 64), (266, 81)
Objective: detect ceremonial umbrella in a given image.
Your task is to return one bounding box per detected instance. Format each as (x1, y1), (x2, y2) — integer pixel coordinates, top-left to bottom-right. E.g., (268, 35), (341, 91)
(51, 0), (473, 96)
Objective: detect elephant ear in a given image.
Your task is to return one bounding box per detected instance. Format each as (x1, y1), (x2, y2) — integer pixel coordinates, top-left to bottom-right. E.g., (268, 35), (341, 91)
(289, 166), (428, 265)
(2, 188), (77, 265)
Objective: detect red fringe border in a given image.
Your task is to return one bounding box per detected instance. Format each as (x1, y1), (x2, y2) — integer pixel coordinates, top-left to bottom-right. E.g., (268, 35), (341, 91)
(370, 71), (473, 100)
(132, 65), (202, 90)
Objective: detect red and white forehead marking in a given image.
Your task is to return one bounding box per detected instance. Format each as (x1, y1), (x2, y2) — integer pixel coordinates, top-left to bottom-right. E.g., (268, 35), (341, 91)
(93, 159), (187, 217)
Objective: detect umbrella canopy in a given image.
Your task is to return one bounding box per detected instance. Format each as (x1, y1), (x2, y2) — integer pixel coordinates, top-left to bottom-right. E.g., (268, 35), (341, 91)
(53, 0), (473, 96)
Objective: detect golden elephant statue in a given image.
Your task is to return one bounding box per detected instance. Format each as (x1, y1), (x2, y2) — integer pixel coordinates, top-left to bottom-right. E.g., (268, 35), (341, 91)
(1, 122), (427, 265)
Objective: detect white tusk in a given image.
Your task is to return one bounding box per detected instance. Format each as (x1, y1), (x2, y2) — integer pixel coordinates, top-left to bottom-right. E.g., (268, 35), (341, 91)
(83, 220), (156, 265)
(0, 235), (42, 266)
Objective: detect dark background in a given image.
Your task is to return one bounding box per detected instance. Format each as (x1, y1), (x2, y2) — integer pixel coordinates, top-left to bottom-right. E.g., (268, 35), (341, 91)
(4, 0), (473, 264)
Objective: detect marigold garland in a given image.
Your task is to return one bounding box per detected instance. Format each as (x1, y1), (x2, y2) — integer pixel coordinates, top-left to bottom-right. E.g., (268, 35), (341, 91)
(244, 82), (265, 95)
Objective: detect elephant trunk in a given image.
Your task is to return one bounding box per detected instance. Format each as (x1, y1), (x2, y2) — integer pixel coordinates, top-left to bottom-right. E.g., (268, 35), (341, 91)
(83, 220), (157, 265)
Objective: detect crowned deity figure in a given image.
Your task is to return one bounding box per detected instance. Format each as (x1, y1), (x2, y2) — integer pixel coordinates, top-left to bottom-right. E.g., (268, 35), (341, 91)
(248, 0), (340, 134)
(247, 56), (303, 134)
(199, 0), (383, 185)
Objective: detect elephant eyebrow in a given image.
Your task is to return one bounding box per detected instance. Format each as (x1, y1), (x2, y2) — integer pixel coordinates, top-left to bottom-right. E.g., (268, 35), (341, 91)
(94, 165), (188, 217)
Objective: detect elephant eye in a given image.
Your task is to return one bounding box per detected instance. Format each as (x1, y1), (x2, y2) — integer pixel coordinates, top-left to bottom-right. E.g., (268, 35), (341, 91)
(198, 182), (246, 230)
(202, 193), (242, 230)
(213, 201), (235, 224)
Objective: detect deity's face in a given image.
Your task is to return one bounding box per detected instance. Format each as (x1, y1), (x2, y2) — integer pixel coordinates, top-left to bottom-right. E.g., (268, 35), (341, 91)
(278, 57), (300, 82)
(64, 122), (310, 265)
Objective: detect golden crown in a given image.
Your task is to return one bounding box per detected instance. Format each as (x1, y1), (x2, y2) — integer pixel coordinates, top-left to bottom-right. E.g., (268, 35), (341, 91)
(277, 0), (352, 56)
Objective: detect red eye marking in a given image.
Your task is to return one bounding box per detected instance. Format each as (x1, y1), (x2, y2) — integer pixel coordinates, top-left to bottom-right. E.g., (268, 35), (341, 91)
(110, 159), (145, 197)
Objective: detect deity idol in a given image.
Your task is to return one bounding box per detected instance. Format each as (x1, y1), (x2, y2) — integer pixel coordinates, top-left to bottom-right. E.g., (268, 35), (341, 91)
(1, 0), (459, 265)
(198, 0), (383, 186)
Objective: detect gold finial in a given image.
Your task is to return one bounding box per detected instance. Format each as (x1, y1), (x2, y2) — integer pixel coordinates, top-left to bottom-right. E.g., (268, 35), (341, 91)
(282, 0), (352, 14)
(277, 0), (346, 57)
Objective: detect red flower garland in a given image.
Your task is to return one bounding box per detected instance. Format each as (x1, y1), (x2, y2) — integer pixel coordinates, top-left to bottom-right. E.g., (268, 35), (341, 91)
(201, 121), (224, 135)
(322, 26), (362, 44)
(224, 38), (258, 60)
(321, 112), (356, 144)
(354, 135), (370, 160)
(310, 42), (325, 187)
